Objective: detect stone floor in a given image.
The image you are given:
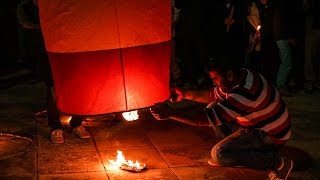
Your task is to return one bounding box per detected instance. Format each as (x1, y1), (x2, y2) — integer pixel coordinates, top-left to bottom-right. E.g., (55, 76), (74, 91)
(0, 77), (319, 180)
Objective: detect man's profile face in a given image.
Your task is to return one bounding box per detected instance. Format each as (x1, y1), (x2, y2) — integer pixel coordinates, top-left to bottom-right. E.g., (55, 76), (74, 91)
(209, 70), (234, 93)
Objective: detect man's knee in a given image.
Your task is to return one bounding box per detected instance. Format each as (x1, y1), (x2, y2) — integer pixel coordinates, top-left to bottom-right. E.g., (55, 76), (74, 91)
(212, 144), (245, 167)
(211, 144), (227, 163)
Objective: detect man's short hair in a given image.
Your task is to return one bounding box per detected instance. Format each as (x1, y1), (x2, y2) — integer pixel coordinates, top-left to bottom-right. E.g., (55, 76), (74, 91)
(207, 57), (239, 75)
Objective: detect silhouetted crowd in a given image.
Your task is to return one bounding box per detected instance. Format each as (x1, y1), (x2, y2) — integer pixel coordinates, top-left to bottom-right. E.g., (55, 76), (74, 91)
(170, 0), (320, 96)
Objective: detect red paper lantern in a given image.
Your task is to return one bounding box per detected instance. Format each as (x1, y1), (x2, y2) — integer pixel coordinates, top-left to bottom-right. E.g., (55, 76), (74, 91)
(38, 0), (171, 115)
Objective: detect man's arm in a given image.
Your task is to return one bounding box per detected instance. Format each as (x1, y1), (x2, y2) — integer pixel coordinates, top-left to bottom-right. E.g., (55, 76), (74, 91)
(170, 105), (211, 126)
(247, 2), (261, 30)
(150, 102), (210, 127)
(173, 88), (212, 104)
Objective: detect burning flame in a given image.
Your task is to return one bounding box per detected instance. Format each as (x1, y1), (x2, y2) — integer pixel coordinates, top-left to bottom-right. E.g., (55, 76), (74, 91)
(108, 150), (145, 171)
(257, 25), (261, 31)
(60, 115), (72, 126)
(122, 110), (139, 121)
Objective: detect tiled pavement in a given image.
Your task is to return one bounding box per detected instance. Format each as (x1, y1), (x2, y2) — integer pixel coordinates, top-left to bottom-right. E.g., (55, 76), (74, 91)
(0, 80), (319, 180)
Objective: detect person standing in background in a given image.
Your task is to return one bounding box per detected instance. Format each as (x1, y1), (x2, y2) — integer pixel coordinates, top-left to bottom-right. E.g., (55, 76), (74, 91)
(17, 0), (90, 144)
(304, 0), (320, 94)
(273, 0), (297, 96)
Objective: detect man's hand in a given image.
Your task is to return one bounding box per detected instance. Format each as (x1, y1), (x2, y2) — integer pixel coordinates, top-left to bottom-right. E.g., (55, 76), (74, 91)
(288, 38), (296, 46)
(224, 18), (235, 26)
(170, 88), (186, 102)
(150, 102), (174, 120)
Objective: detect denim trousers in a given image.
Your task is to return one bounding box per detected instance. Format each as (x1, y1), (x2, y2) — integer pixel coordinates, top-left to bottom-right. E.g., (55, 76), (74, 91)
(211, 127), (282, 170)
(276, 39), (293, 88)
(47, 86), (83, 131)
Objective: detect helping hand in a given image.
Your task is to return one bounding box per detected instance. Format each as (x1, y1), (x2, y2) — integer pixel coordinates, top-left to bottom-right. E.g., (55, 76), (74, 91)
(288, 38), (296, 46)
(150, 102), (173, 120)
(170, 87), (186, 102)
(224, 18), (235, 26)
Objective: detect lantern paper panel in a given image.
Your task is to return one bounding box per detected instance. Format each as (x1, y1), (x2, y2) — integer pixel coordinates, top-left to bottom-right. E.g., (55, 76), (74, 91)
(38, 0), (171, 52)
(49, 42), (170, 115)
(38, 0), (171, 115)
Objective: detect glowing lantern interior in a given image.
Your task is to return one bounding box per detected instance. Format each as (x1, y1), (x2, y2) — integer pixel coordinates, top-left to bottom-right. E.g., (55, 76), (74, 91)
(38, 0), (171, 115)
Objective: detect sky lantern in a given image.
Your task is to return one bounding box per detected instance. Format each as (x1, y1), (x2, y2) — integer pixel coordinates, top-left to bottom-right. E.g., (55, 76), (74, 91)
(37, 0), (171, 115)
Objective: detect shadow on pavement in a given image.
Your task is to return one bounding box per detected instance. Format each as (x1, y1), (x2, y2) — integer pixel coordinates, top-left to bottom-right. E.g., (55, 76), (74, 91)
(281, 145), (314, 171)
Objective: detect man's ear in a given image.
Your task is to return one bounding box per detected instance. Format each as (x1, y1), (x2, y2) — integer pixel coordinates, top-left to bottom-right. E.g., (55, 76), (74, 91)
(226, 70), (234, 82)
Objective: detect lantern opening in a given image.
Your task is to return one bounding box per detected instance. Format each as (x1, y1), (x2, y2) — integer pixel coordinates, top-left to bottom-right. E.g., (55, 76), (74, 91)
(122, 110), (139, 121)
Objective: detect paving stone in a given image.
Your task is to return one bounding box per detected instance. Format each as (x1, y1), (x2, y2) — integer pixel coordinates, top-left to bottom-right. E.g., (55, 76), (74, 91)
(0, 133), (33, 161)
(100, 148), (168, 170)
(0, 175), (36, 180)
(158, 146), (212, 167)
(135, 111), (191, 132)
(290, 171), (318, 180)
(39, 172), (108, 180)
(38, 151), (104, 174)
(92, 124), (153, 151)
(191, 127), (220, 146)
(171, 166), (242, 180)
(291, 127), (320, 143)
(286, 94), (320, 114)
(285, 141), (320, 179)
(145, 127), (208, 148)
(237, 168), (269, 180)
(0, 147), (36, 176)
(85, 119), (121, 128)
(1, 73), (320, 179)
(238, 168), (318, 180)
(107, 168), (177, 180)
(89, 121), (143, 135)
(138, 118), (190, 133)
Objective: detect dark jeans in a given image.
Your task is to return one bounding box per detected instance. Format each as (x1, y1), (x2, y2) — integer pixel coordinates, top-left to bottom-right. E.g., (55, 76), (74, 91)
(28, 28), (84, 131)
(211, 127), (282, 170)
(46, 87), (84, 131)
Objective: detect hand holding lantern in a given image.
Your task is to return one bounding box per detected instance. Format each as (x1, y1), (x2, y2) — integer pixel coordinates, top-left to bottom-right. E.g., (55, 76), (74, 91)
(150, 102), (174, 120)
(170, 88), (186, 102)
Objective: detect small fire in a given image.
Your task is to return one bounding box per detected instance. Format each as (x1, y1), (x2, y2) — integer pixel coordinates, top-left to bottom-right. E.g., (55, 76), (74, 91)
(109, 150), (147, 172)
(257, 25), (261, 31)
(122, 110), (139, 121)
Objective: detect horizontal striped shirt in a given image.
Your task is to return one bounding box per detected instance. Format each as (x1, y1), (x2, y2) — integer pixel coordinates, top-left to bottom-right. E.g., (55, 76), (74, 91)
(207, 69), (291, 144)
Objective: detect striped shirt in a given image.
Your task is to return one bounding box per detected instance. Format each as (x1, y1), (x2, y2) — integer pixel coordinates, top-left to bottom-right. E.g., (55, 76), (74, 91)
(206, 69), (291, 144)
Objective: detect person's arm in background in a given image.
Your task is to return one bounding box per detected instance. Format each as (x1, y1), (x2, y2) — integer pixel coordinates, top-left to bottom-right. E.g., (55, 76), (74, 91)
(247, 1), (261, 30)
(247, 1), (261, 51)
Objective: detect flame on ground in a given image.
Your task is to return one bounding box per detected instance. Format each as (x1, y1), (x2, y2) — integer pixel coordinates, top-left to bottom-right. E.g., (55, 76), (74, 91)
(122, 110), (139, 121)
(108, 150), (146, 172)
